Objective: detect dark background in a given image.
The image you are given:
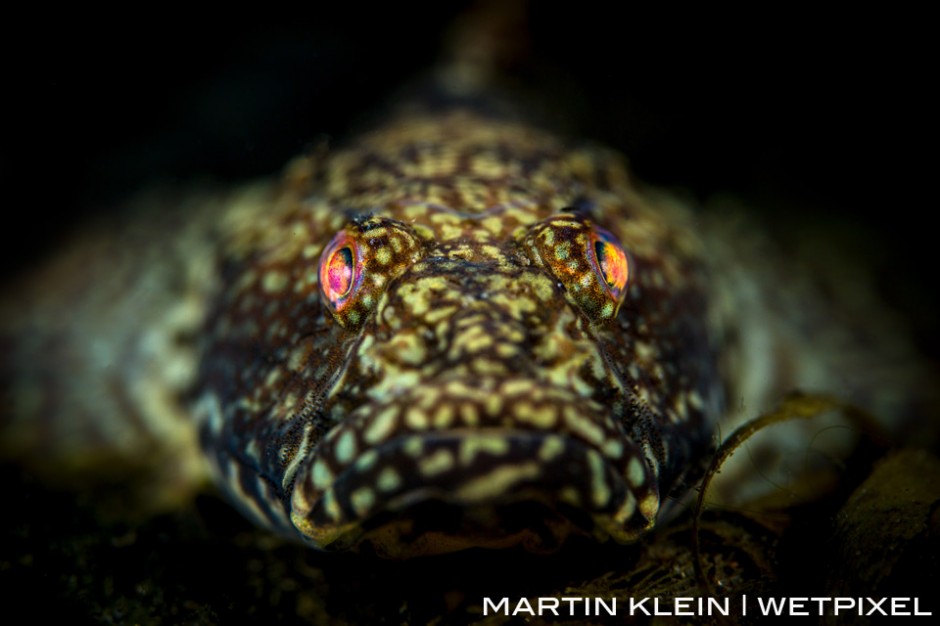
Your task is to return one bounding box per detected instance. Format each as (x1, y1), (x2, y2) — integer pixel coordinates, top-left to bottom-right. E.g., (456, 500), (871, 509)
(2, 4), (935, 355)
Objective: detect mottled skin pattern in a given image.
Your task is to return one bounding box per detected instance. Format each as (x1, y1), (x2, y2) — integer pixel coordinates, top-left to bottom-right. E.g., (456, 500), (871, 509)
(195, 109), (723, 556)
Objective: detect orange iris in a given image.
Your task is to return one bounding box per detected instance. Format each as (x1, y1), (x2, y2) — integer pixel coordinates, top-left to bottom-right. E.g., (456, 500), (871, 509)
(593, 232), (629, 299)
(319, 234), (359, 309)
(327, 247), (353, 295)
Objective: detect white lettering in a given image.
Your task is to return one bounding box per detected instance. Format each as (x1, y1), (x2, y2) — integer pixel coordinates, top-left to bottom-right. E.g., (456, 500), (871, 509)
(707, 597), (731, 616)
(512, 598), (535, 616)
(758, 597), (786, 616)
(560, 598), (581, 615)
(789, 597), (809, 616)
(674, 598), (693, 616)
(538, 598), (559, 616)
(810, 597), (830, 614)
(834, 598), (856, 615)
(595, 598), (617, 616)
(629, 597), (650, 616)
(892, 597), (910, 616)
(653, 598), (672, 615)
(866, 597), (888, 616)
(483, 598), (508, 615)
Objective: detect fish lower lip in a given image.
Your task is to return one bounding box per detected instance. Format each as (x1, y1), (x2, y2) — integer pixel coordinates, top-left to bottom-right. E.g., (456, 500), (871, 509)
(290, 430), (659, 555)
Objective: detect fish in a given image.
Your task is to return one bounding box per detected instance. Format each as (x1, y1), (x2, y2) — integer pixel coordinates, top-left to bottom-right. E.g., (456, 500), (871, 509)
(0, 108), (726, 558)
(194, 108), (730, 557)
(0, 7), (933, 563)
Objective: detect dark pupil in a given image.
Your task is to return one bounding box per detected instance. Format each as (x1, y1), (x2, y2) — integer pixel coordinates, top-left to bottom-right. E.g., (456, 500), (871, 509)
(594, 241), (612, 285)
(326, 245), (355, 298)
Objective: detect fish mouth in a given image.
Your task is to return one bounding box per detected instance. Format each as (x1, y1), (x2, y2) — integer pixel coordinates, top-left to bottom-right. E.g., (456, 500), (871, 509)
(290, 425), (660, 557)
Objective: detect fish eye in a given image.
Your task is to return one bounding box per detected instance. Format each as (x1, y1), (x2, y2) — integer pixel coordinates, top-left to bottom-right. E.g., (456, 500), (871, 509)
(591, 228), (630, 301)
(522, 214), (631, 321)
(319, 232), (364, 313)
(317, 217), (427, 329)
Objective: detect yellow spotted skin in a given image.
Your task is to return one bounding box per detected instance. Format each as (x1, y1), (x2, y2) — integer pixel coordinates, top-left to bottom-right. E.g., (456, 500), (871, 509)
(196, 108), (723, 556)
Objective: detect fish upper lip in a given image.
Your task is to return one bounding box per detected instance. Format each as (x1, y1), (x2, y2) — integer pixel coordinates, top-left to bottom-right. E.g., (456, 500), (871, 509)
(316, 428), (627, 509)
(289, 398), (661, 551)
